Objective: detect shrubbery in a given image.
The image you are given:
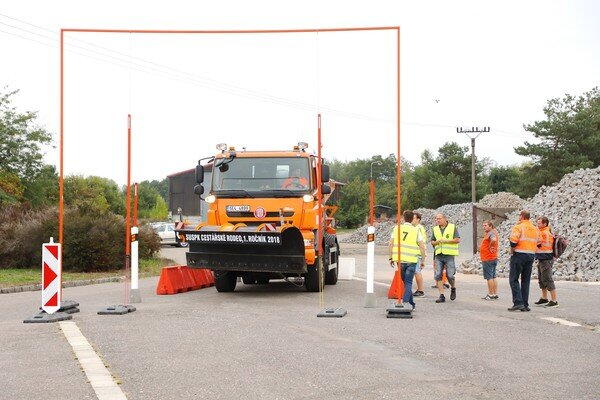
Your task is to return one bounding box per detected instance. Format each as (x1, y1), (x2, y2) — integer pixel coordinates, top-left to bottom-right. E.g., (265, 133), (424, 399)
(0, 204), (160, 272)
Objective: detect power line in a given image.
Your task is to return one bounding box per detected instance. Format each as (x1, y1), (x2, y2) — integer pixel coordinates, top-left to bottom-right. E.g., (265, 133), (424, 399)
(0, 14), (395, 122)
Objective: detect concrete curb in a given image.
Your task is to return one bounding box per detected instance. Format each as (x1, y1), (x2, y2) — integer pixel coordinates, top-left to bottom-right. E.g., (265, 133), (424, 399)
(1, 276), (124, 295)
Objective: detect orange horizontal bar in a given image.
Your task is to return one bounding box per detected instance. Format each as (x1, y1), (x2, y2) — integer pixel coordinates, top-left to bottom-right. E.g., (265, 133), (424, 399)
(61, 26), (399, 34)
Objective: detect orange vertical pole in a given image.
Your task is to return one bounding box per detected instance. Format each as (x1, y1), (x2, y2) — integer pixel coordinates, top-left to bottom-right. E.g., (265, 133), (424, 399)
(316, 114), (323, 256)
(133, 183), (139, 227)
(59, 29), (64, 245)
(395, 27), (402, 302)
(58, 29), (64, 297)
(124, 115), (132, 304)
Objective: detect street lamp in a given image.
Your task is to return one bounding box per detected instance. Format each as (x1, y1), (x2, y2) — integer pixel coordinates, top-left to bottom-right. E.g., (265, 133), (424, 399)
(370, 161), (382, 180)
(369, 161), (382, 225)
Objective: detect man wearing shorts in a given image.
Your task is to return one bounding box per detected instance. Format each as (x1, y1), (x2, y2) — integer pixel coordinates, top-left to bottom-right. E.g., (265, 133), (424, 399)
(480, 220), (499, 300)
(431, 213), (460, 303)
(534, 216), (558, 307)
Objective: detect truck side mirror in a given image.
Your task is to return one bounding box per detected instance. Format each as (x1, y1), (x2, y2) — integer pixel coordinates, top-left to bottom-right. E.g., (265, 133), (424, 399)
(195, 164), (204, 184)
(321, 164), (330, 183)
(194, 184), (204, 196)
(321, 184), (331, 195)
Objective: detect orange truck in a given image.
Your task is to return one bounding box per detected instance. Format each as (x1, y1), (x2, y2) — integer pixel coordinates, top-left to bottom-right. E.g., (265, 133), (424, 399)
(176, 142), (340, 292)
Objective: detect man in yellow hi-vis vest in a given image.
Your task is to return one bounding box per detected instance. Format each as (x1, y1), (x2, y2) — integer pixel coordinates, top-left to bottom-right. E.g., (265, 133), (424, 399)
(389, 210), (426, 309)
(431, 213), (460, 303)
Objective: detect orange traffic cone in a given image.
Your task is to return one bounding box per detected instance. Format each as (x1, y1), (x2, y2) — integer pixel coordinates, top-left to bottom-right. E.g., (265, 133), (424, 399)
(387, 266), (405, 300)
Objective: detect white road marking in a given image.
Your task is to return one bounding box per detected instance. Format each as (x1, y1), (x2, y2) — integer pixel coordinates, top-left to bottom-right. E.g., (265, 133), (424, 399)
(353, 276), (389, 286)
(59, 321), (127, 400)
(540, 317), (582, 327)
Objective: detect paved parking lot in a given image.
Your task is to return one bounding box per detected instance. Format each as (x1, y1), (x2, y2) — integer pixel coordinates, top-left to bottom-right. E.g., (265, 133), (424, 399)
(1, 243), (599, 399)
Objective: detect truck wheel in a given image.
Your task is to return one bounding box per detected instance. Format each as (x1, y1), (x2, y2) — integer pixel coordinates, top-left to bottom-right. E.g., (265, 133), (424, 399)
(215, 272), (237, 292)
(325, 235), (339, 285)
(325, 262), (339, 285)
(305, 258), (325, 292)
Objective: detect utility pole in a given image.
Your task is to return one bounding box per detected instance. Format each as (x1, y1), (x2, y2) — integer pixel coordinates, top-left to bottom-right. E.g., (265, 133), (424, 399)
(457, 126), (490, 254)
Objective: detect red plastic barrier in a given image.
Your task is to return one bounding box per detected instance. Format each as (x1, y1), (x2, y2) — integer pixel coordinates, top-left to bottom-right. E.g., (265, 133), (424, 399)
(387, 268), (405, 300)
(156, 266), (214, 295)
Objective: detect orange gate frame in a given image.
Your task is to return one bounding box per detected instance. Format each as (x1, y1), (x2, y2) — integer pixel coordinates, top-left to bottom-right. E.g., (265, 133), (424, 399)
(58, 26), (402, 276)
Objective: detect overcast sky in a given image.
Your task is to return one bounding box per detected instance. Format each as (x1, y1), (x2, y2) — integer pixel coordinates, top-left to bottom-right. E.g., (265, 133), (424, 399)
(1, 0), (599, 184)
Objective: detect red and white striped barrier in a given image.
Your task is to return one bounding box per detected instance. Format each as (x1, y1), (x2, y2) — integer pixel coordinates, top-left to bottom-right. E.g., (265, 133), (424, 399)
(42, 239), (62, 314)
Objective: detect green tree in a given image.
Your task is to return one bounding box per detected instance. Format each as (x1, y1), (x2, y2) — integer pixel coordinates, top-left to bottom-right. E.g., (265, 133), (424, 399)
(22, 165), (59, 208)
(140, 178), (168, 202)
(0, 170), (24, 204)
(411, 143), (490, 208)
(136, 183), (168, 220)
(0, 88), (52, 180)
(515, 87), (600, 197)
(63, 176), (125, 214)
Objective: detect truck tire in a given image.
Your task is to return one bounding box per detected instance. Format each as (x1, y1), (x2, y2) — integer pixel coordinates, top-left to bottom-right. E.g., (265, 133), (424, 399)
(305, 258), (325, 292)
(324, 234), (339, 285)
(215, 271), (237, 292)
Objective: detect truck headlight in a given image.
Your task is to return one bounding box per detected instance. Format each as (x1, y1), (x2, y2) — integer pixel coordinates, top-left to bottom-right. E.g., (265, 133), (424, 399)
(205, 195), (216, 204)
(303, 194), (314, 203)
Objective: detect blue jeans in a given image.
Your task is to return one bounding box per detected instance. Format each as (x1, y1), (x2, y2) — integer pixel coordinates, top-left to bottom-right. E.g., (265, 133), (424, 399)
(400, 263), (416, 308)
(509, 252), (535, 308)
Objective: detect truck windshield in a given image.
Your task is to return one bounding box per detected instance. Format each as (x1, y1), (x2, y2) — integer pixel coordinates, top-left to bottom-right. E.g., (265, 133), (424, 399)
(212, 157), (312, 196)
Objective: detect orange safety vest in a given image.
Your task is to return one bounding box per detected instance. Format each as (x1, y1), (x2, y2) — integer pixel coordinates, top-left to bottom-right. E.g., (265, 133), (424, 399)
(282, 177), (308, 189)
(510, 220), (540, 254)
(536, 226), (554, 255)
(480, 228), (498, 261)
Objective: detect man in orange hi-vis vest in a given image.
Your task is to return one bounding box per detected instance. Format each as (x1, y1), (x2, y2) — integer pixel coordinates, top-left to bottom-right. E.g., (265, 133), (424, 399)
(533, 216), (558, 308)
(508, 210), (541, 312)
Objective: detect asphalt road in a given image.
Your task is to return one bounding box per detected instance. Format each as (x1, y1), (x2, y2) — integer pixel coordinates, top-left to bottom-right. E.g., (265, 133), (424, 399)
(1, 243), (599, 400)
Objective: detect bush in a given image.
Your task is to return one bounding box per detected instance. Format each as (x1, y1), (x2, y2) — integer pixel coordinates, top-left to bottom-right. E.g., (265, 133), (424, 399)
(0, 205), (161, 272)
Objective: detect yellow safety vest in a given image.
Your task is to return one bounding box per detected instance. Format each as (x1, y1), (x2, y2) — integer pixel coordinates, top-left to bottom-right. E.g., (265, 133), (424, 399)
(433, 223), (459, 256)
(391, 223), (420, 263)
(417, 224), (426, 241)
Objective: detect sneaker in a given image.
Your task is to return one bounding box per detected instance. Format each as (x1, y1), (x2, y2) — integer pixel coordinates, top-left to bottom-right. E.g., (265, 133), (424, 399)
(507, 305), (524, 311)
(413, 291), (425, 297)
(450, 287), (456, 301)
(435, 294), (446, 303)
(520, 307), (531, 312)
(444, 283), (450, 289)
(534, 298), (549, 306)
(545, 301), (559, 308)
(430, 284), (438, 288)
(491, 295), (499, 300)
(482, 294), (494, 300)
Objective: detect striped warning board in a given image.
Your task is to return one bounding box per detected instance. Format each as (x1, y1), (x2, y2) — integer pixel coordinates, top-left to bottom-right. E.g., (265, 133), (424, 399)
(42, 241), (61, 314)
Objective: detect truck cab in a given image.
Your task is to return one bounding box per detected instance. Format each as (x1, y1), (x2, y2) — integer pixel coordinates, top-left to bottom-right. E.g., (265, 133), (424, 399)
(177, 143), (340, 292)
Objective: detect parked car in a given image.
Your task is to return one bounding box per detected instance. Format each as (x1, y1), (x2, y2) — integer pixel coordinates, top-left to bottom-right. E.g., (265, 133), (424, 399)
(151, 222), (188, 247)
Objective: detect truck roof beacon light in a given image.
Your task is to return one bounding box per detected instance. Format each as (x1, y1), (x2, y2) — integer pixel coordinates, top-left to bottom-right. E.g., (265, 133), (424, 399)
(297, 142), (308, 150)
(216, 143), (228, 152)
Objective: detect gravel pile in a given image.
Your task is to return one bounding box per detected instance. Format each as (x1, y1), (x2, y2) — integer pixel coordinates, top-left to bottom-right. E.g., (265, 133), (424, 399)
(460, 166), (600, 281)
(341, 192), (526, 245)
(477, 191), (526, 209)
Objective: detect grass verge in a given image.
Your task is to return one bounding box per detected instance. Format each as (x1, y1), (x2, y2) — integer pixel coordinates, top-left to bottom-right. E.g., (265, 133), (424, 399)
(0, 257), (173, 288)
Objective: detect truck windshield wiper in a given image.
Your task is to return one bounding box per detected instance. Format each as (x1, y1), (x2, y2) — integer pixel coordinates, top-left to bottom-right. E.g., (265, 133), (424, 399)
(214, 189), (254, 198)
(268, 189), (304, 197)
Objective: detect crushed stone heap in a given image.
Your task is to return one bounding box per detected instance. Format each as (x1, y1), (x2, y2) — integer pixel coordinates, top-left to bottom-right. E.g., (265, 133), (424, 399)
(341, 191), (525, 246)
(460, 166), (600, 282)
